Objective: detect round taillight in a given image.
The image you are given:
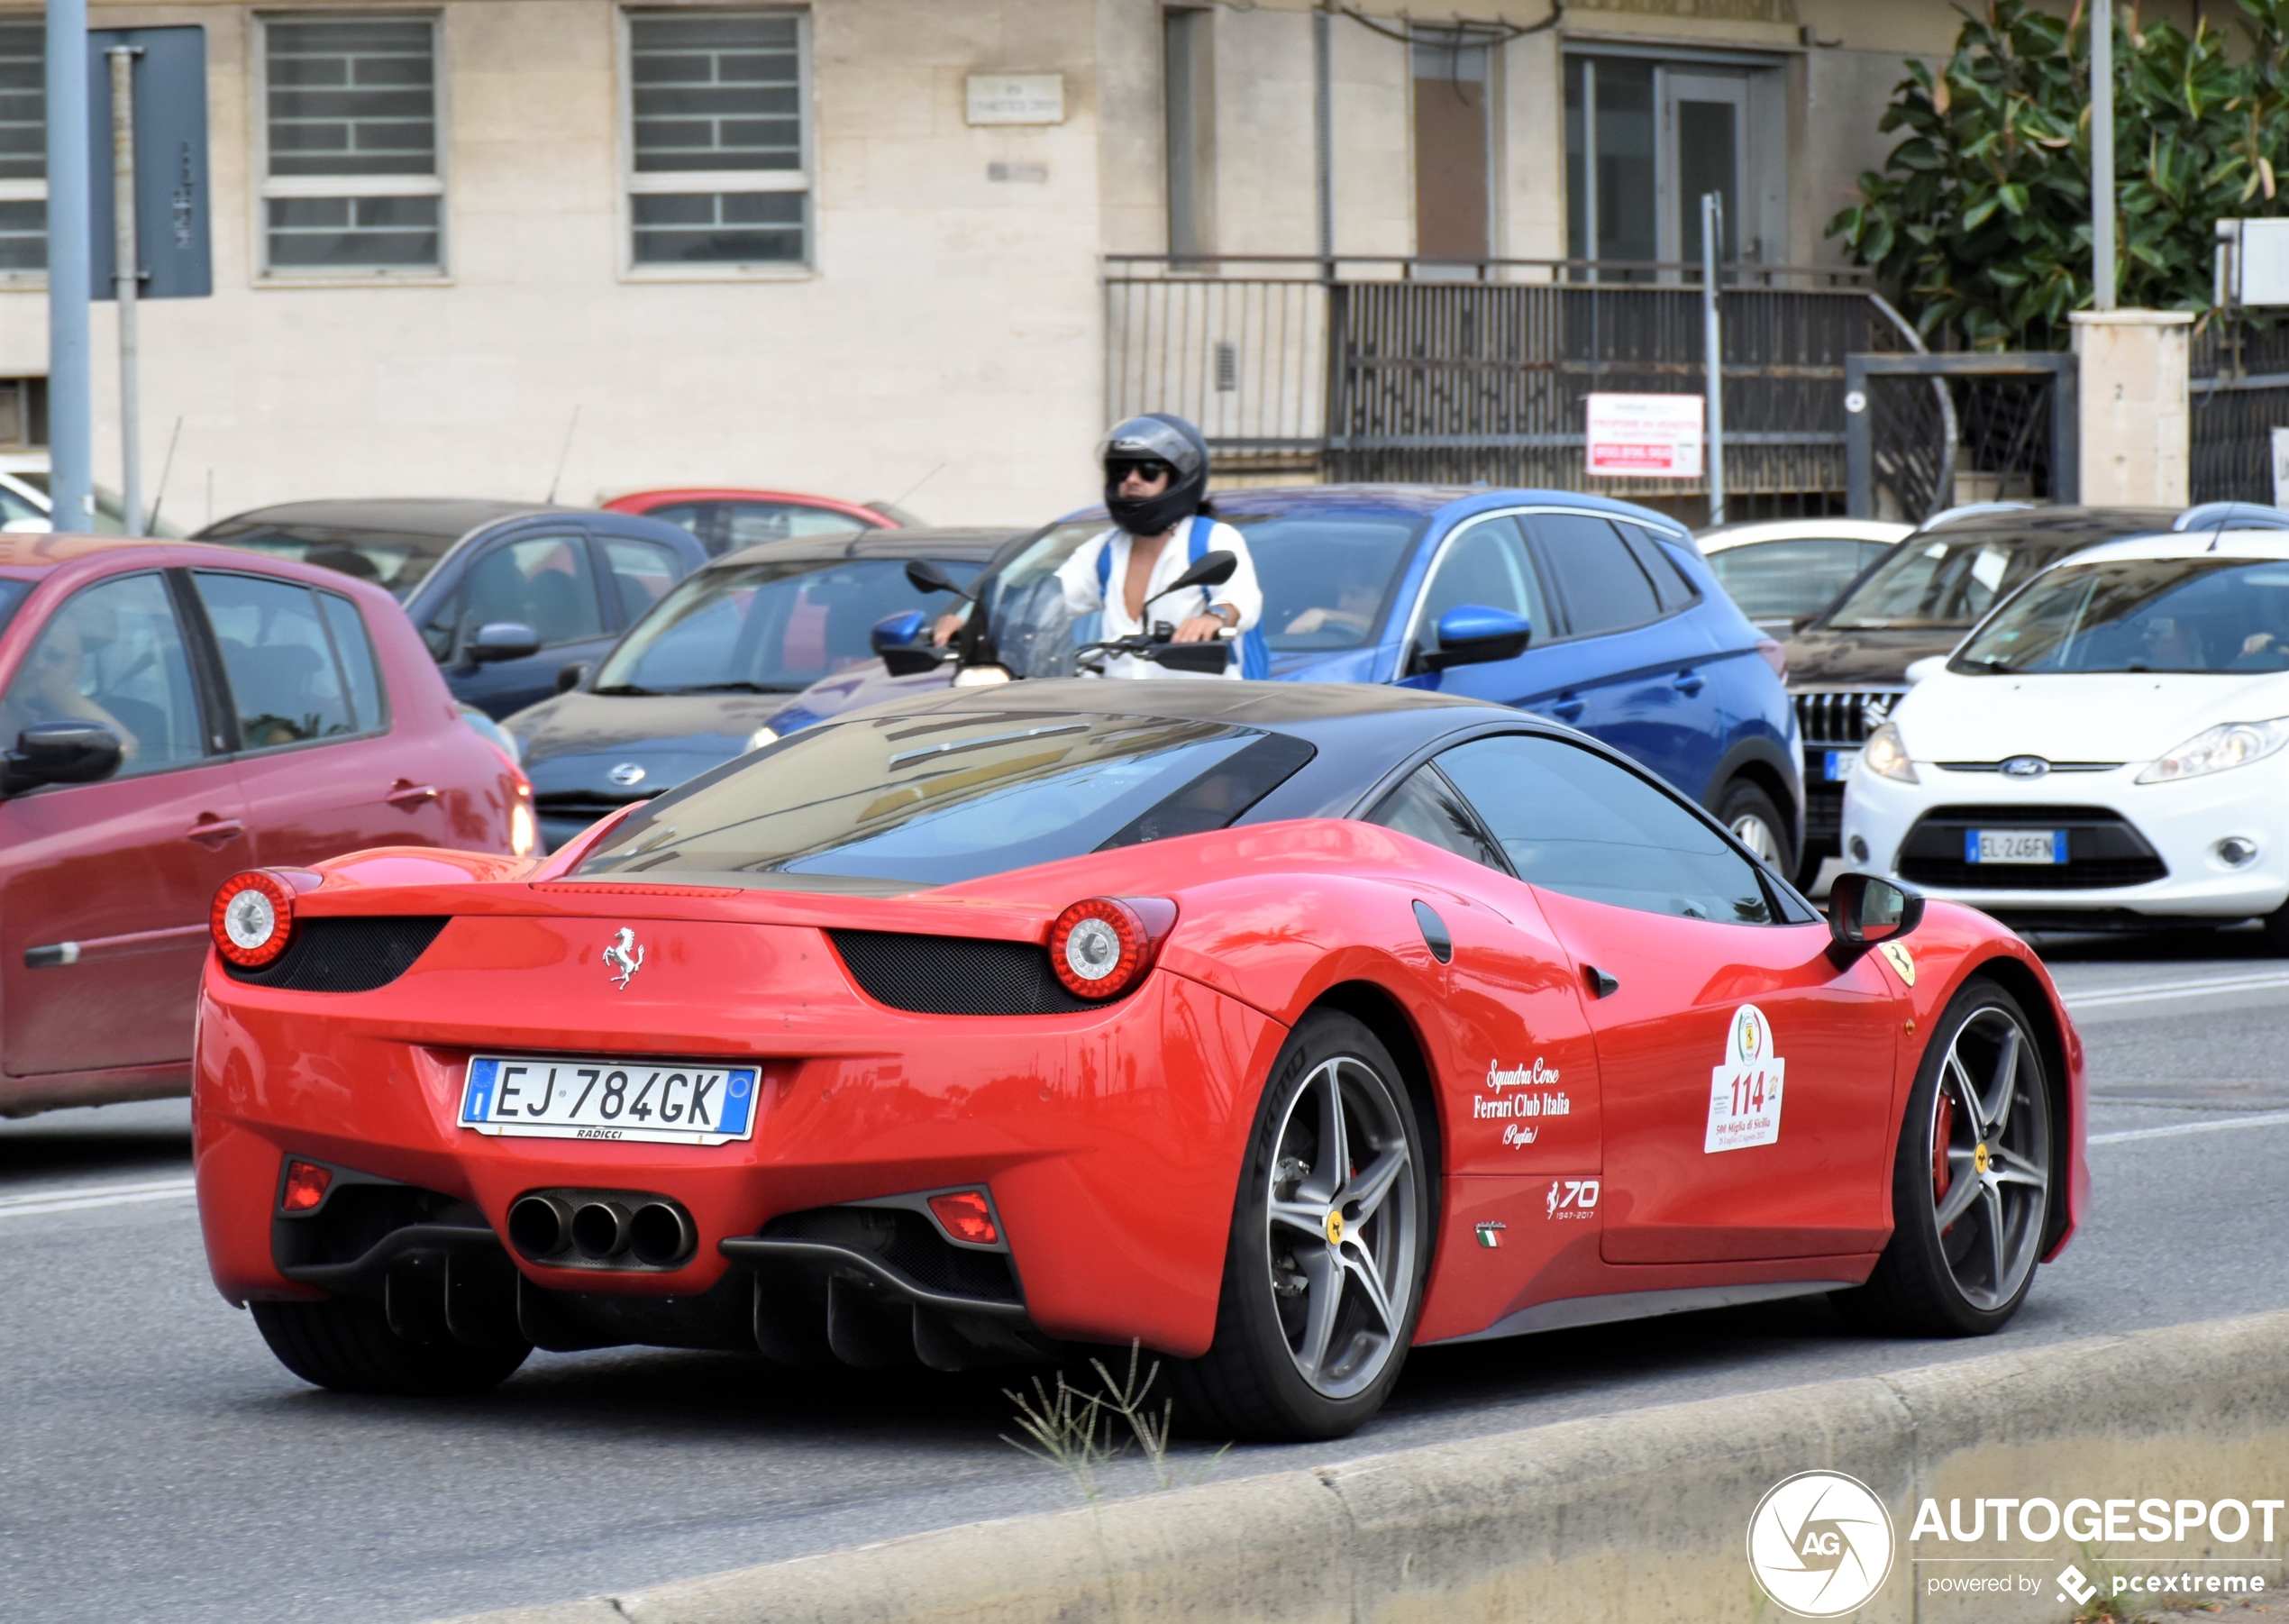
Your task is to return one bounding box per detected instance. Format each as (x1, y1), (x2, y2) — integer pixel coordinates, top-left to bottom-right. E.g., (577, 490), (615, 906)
(211, 871), (296, 968)
(1048, 898), (1166, 1000)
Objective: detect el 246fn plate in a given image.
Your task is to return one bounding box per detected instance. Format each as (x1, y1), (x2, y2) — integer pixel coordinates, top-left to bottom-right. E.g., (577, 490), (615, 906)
(460, 1055), (758, 1145)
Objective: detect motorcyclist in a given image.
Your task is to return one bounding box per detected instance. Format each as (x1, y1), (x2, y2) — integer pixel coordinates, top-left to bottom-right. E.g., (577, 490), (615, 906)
(934, 415), (1264, 679)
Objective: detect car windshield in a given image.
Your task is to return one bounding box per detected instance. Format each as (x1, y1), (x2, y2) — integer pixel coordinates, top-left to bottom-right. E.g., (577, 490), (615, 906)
(594, 556), (987, 695)
(1951, 557), (2289, 674)
(199, 523), (451, 599)
(575, 709), (1317, 887)
(969, 508), (1422, 671)
(1821, 531), (2109, 630)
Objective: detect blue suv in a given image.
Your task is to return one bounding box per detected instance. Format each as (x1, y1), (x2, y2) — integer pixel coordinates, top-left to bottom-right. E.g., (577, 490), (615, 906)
(759, 486), (1804, 867)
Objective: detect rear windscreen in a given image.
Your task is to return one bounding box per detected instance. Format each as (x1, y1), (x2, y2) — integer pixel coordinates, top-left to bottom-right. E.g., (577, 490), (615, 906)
(576, 710), (1317, 887)
(199, 525), (453, 599)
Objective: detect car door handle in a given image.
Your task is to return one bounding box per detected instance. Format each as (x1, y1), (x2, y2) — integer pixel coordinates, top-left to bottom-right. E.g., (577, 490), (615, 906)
(1546, 697), (1586, 723)
(186, 815), (245, 849)
(386, 780), (441, 809)
(1673, 670), (1705, 696)
(1582, 963), (1620, 999)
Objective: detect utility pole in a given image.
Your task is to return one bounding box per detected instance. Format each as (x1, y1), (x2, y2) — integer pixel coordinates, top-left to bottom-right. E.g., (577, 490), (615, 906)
(107, 45), (141, 535)
(44, 0), (92, 532)
(2092, 0), (2117, 310)
(1702, 191), (1726, 527)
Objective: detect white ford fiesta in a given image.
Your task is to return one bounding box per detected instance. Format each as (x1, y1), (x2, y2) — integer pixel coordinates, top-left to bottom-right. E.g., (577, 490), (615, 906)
(1842, 529), (2289, 945)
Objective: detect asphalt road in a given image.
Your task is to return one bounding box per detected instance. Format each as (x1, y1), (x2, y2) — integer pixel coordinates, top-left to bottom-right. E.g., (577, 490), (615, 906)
(9, 930), (2289, 1623)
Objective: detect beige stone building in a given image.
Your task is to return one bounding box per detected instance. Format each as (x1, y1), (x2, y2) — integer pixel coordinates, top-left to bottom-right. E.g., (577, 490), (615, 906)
(0, 0), (2167, 527)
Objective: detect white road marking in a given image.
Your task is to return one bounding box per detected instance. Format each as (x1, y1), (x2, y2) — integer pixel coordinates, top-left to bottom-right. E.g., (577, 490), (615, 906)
(2088, 1109), (2289, 1145)
(2063, 970), (2289, 1010)
(0, 1177), (196, 1218)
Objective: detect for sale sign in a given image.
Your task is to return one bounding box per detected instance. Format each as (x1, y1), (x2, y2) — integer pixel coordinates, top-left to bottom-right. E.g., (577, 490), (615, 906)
(1585, 393), (1704, 479)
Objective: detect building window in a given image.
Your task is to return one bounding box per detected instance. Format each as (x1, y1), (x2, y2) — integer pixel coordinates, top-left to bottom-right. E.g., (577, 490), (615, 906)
(0, 21), (44, 274)
(1565, 54), (1783, 280)
(260, 16), (443, 275)
(1163, 7), (1213, 260)
(625, 10), (808, 268)
(1412, 28), (1493, 260)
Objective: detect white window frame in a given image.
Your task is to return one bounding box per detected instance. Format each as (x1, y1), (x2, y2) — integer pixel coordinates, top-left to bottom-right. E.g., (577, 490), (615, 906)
(616, 5), (815, 282)
(251, 10), (450, 286)
(0, 15), (47, 287)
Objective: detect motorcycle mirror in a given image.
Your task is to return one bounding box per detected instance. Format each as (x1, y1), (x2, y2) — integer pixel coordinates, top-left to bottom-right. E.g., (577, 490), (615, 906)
(1145, 549), (1237, 606)
(904, 559), (971, 600)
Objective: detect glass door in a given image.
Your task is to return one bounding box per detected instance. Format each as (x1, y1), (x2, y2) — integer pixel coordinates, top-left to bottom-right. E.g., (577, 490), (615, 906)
(1661, 71), (1748, 272)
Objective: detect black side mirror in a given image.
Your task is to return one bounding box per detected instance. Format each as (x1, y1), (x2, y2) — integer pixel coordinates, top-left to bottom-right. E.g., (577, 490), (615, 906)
(1146, 549), (1236, 607)
(470, 621), (542, 663)
(556, 661), (590, 695)
(2, 721), (123, 795)
(904, 559), (971, 600)
(1828, 871), (1925, 960)
(1421, 605), (1532, 672)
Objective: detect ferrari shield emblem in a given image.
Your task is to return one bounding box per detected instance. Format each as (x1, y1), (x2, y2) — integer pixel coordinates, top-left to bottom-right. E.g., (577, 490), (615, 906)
(1878, 940), (1916, 986)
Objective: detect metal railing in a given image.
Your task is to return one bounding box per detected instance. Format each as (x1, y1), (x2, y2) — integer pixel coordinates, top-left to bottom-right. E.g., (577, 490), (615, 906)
(2191, 322), (2289, 504)
(1104, 254), (1891, 496)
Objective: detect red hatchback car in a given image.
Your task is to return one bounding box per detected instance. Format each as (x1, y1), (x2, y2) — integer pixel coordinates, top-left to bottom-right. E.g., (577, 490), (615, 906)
(602, 488), (901, 557)
(0, 534), (535, 1117)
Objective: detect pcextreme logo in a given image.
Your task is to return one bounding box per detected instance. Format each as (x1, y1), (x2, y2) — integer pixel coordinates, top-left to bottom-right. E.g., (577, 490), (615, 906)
(1746, 1471), (1895, 1618)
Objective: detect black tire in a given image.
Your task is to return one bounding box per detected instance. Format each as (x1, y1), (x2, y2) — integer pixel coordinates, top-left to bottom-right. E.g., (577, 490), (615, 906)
(1716, 778), (1791, 872)
(1166, 1010), (1433, 1442)
(251, 1297), (531, 1397)
(1833, 978), (2054, 1337)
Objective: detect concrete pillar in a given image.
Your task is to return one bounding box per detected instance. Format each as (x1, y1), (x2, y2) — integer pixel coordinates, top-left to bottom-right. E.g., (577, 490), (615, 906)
(2071, 309), (2193, 506)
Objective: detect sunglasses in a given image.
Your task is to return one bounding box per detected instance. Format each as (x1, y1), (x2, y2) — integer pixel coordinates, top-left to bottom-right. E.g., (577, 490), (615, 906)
(1110, 459), (1176, 485)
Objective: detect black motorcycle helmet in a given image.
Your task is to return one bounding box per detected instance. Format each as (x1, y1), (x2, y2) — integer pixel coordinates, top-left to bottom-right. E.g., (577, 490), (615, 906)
(1100, 414), (1211, 537)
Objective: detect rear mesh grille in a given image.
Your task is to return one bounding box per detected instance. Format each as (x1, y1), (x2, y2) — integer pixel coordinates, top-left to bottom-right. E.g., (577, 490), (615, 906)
(828, 929), (1100, 1015)
(760, 1206), (1021, 1303)
(223, 917), (450, 992)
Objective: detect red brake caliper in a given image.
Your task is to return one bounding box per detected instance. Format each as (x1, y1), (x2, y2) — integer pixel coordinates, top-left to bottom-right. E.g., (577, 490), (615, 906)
(1931, 1089), (1956, 1217)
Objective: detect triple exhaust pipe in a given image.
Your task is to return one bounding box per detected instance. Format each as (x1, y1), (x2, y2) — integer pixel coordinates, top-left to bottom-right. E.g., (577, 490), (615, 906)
(508, 1189), (696, 1270)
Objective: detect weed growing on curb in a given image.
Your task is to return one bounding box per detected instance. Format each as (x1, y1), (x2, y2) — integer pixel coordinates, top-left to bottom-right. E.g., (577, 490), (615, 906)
(1001, 1343), (1227, 1503)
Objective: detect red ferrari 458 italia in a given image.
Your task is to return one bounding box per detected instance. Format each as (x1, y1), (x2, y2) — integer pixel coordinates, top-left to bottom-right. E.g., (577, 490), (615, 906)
(193, 683), (2084, 1440)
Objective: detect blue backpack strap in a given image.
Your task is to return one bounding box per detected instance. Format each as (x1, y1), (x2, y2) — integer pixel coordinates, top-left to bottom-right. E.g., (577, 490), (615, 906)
(1191, 515), (1271, 680)
(1095, 532), (1113, 594)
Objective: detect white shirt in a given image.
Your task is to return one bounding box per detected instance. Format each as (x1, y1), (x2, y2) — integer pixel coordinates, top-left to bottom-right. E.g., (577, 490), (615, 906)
(1053, 521), (1264, 680)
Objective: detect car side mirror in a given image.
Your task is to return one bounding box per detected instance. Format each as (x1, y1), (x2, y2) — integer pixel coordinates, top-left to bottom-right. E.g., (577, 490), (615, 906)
(871, 608), (927, 655)
(555, 660), (590, 695)
(2, 721), (123, 795)
(1828, 871), (1925, 959)
(1904, 655), (1947, 684)
(904, 559), (971, 600)
(1422, 605), (1531, 671)
(470, 621), (542, 663)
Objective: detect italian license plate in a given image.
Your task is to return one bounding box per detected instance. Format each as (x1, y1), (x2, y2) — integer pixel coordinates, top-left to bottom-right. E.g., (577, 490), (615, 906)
(1965, 829), (2066, 865)
(1823, 749), (1859, 782)
(459, 1055), (759, 1145)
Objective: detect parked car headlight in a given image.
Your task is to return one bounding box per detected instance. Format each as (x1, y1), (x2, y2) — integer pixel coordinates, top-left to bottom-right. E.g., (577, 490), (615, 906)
(2136, 718), (2289, 784)
(1861, 720), (1918, 783)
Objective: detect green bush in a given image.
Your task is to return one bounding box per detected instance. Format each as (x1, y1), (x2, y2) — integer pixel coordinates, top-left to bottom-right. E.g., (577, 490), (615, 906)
(1828, 0), (2289, 349)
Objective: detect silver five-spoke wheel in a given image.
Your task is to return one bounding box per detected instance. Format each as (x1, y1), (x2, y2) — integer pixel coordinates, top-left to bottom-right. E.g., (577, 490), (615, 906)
(1928, 1004), (2050, 1312)
(1263, 1054), (1419, 1400)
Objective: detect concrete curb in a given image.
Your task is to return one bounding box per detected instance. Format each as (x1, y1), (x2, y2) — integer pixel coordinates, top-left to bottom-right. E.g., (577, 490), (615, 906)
(438, 1310), (2289, 1624)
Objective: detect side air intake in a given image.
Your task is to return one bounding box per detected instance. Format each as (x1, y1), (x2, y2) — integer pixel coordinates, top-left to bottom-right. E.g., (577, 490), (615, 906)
(223, 917), (451, 992)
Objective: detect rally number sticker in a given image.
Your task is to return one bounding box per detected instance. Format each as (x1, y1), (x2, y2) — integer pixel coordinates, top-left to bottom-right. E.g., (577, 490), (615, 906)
(1705, 1003), (1785, 1154)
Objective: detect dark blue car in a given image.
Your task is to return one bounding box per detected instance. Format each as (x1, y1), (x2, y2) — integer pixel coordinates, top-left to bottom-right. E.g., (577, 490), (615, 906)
(195, 498), (712, 718)
(761, 486), (1805, 866)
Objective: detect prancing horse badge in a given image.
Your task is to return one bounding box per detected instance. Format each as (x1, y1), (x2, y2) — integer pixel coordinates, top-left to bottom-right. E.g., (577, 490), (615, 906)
(603, 928), (644, 989)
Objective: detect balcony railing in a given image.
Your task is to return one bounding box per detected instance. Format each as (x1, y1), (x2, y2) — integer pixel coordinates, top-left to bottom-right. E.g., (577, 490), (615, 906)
(1104, 255), (1897, 497)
